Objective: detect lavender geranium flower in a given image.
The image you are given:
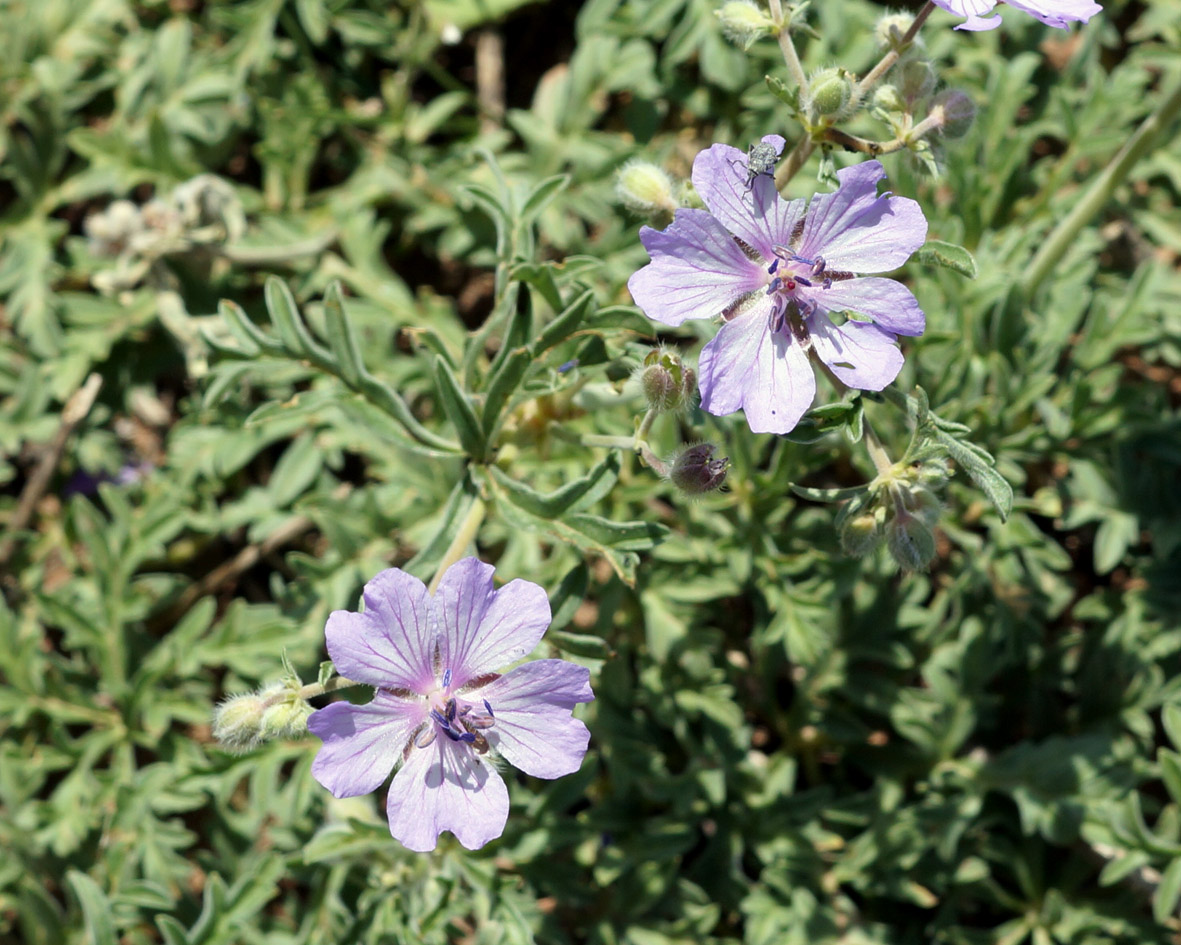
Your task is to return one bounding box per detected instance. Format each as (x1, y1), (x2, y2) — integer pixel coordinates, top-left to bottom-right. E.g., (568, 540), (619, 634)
(932, 0), (1101, 31)
(307, 558), (593, 852)
(628, 139), (927, 435)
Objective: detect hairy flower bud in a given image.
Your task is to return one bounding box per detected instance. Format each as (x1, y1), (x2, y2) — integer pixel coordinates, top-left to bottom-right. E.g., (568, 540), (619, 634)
(805, 68), (854, 120)
(840, 512), (884, 558)
(873, 84), (906, 114)
(899, 59), (936, 103)
(874, 13), (920, 53)
(639, 348), (695, 412)
(715, 0), (775, 50)
(930, 89), (976, 139)
(261, 698), (312, 740)
(886, 510), (937, 571)
(616, 161), (678, 215)
(668, 443), (729, 495)
(212, 693), (267, 752)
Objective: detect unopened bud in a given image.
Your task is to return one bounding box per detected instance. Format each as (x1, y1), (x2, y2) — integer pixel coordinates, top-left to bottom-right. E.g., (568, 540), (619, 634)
(639, 348), (694, 412)
(616, 161), (677, 214)
(899, 59), (935, 102)
(874, 13), (921, 53)
(212, 693), (266, 752)
(261, 698), (312, 739)
(841, 512), (883, 557)
(930, 89), (976, 138)
(916, 458), (952, 488)
(873, 84), (906, 114)
(805, 68), (854, 120)
(886, 511), (937, 571)
(715, 0), (775, 49)
(669, 443), (729, 495)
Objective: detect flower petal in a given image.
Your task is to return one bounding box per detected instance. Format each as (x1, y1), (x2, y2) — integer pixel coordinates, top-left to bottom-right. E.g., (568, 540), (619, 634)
(1002, 0), (1101, 27)
(798, 161), (927, 274)
(814, 277), (925, 336)
(433, 558), (552, 685)
(698, 301), (816, 434)
(691, 139), (803, 261)
(807, 317), (904, 391)
(308, 691), (428, 798)
(325, 569), (435, 690)
(385, 737), (509, 852)
(478, 660), (593, 779)
(628, 209), (768, 327)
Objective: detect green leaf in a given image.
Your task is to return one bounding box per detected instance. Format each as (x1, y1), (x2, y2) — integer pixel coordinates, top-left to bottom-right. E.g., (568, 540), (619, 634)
(532, 289), (596, 354)
(263, 276), (325, 359)
(487, 454), (620, 519)
(915, 239), (979, 279)
(66, 871), (116, 945)
(482, 345), (532, 442)
(432, 356), (486, 460)
(549, 562), (590, 631)
(322, 281), (365, 387)
(1155, 857), (1181, 924)
(547, 627), (613, 659)
(931, 427), (1014, 522)
(520, 173), (569, 225)
(403, 474), (481, 579)
(789, 483), (868, 503)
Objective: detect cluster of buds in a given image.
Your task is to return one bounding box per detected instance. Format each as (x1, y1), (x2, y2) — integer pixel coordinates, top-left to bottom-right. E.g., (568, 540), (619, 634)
(212, 675), (313, 753)
(85, 174), (245, 293)
(868, 12), (977, 162)
(637, 347), (696, 414)
(838, 457), (950, 571)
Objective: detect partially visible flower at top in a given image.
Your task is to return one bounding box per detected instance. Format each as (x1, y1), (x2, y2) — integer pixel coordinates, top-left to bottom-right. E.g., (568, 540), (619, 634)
(628, 137), (927, 435)
(932, 0), (1101, 31)
(307, 558), (593, 852)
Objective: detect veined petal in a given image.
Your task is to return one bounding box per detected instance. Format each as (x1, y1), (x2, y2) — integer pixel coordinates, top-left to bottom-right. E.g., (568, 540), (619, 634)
(1002, 0), (1101, 27)
(815, 277), (925, 336)
(628, 209), (768, 327)
(798, 162), (927, 274)
(433, 558), (551, 685)
(385, 736), (509, 852)
(308, 692), (428, 799)
(808, 317), (905, 392)
(479, 660), (593, 780)
(698, 301), (816, 434)
(932, 0), (997, 19)
(691, 138), (802, 260)
(325, 569), (434, 690)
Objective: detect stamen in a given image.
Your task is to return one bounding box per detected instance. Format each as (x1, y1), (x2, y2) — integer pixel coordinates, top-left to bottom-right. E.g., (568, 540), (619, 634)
(442, 668), (452, 689)
(766, 277), (782, 295)
(483, 699), (494, 718)
(430, 709), (449, 728)
(795, 276), (814, 288)
(445, 698), (457, 722)
(416, 727), (437, 749)
(812, 256), (826, 276)
(767, 258), (780, 275)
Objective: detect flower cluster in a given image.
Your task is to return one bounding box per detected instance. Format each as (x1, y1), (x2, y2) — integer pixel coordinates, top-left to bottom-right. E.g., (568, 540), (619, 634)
(628, 138), (927, 435)
(307, 559), (593, 852)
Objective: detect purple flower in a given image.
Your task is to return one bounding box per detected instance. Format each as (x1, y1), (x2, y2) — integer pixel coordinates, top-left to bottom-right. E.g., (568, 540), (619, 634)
(932, 0), (1101, 31)
(307, 558), (593, 852)
(628, 140), (927, 435)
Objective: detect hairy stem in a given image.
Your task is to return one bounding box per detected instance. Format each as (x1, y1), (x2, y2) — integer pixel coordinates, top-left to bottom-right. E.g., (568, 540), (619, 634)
(1021, 78), (1181, 297)
(427, 496), (488, 593)
(767, 0), (808, 91)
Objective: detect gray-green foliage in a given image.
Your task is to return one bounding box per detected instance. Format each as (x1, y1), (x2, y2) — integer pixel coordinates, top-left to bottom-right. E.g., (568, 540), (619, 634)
(2, 0), (1181, 943)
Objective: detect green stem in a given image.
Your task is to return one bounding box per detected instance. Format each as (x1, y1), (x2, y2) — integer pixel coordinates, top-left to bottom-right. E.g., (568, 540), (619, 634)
(1021, 79), (1181, 297)
(767, 0), (808, 92)
(427, 496), (488, 594)
(289, 676), (365, 703)
(634, 408), (659, 444)
(863, 419), (895, 476)
(579, 433), (637, 450)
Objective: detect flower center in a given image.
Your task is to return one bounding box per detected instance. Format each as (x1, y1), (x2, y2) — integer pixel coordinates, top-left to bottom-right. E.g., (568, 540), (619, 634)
(414, 667), (496, 753)
(765, 250), (832, 308)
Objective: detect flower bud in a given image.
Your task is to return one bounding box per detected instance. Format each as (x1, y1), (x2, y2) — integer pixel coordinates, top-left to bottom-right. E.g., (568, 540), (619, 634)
(616, 161), (678, 215)
(715, 0), (775, 50)
(899, 59), (935, 103)
(212, 693), (266, 752)
(840, 512), (883, 558)
(260, 698), (312, 739)
(930, 89), (976, 139)
(872, 84), (906, 114)
(639, 348), (694, 412)
(874, 13), (921, 53)
(917, 457), (952, 488)
(668, 443), (729, 495)
(805, 68), (854, 120)
(885, 510), (937, 571)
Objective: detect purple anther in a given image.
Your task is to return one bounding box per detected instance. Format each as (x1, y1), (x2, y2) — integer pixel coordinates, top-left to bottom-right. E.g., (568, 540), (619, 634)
(445, 698), (458, 722)
(430, 709), (449, 729)
(811, 255), (826, 275)
(766, 277), (782, 295)
(795, 276), (814, 288)
(442, 727), (463, 741)
(442, 668), (452, 688)
(483, 699), (495, 718)
(457, 731), (476, 744)
(822, 278), (832, 290)
(768, 258), (780, 275)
